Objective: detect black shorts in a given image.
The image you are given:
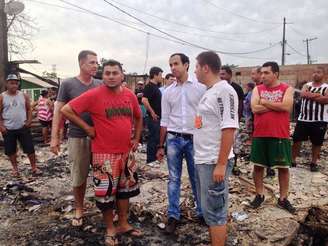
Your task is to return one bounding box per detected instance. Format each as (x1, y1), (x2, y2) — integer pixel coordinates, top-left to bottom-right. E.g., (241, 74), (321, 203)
(293, 121), (327, 146)
(3, 127), (35, 156)
(39, 120), (52, 128)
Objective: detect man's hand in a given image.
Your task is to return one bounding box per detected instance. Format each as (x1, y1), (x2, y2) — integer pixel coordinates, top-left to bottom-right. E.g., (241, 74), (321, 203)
(131, 138), (139, 152)
(50, 137), (60, 155)
(85, 126), (95, 138)
(301, 91), (320, 99)
(151, 112), (159, 121)
(0, 125), (7, 135)
(156, 148), (165, 162)
(24, 119), (32, 128)
(213, 164), (226, 183)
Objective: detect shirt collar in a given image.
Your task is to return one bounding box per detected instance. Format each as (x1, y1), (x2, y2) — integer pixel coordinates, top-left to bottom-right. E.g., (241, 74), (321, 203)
(173, 75), (194, 87)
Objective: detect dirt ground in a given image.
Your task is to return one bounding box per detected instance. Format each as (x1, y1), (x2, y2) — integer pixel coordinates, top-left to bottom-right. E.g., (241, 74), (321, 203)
(0, 129), (327, 246)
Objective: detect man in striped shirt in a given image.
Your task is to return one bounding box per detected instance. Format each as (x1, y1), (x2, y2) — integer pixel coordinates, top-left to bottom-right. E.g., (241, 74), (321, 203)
(292, 67), (328, 172)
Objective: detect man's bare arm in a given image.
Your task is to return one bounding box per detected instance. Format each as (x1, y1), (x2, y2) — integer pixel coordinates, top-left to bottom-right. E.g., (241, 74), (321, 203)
(24, 94), (33, 127)
(261, 87), (294, 112)
(251, 87), (270, 114)
(61, 104), (94, 137)
(142, 97), (158, 120)
(50, 101), (65, 154)
(0, 95), (6, 133)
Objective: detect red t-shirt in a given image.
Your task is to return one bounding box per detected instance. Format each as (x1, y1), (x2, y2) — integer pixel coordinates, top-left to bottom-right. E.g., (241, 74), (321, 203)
(253, 83), (290, 139)
(69, 85), (141, 153)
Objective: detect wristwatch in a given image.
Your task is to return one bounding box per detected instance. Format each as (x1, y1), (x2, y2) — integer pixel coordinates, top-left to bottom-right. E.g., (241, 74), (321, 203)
(157, 145), (164, 149)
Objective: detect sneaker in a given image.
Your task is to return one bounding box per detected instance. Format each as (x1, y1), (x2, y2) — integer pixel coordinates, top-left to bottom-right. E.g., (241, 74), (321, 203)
(249, 194), (265, 209)
(165, 217), (178, 234)
(277, 198), (296, 214)
(291, 162), (297, 168)
(266, 168), (275, 177)
(310, 163), (319, 172)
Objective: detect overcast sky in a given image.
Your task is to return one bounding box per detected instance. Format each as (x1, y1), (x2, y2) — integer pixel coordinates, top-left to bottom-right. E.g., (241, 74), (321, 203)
(9, 0), (328, 78)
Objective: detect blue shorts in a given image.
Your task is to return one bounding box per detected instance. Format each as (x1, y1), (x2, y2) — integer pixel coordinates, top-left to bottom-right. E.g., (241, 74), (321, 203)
(195, 158), (233, 226)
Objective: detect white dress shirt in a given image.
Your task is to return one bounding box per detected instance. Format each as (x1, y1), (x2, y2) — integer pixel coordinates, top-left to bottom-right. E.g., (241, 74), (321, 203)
(160, 76), (206, 134)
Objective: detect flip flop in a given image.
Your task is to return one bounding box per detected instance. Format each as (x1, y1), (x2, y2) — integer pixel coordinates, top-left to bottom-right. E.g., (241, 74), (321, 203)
(118, 228), (143, 238)
(71, 217), (83, 227)
(105, 234), (118, 246)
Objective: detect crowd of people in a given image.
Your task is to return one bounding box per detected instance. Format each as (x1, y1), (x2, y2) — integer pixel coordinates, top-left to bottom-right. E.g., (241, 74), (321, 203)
(0, 49), (327, 246)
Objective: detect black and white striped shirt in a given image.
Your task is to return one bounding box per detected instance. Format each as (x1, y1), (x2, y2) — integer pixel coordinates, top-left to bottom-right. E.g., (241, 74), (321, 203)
(298, 82), (328, 122)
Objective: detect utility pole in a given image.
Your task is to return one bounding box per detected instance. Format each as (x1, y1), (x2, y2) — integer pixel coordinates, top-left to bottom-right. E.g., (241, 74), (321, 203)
(281, 17), (286, 66)
(303, 37), (317, 64)
(0, 0), (8, 92)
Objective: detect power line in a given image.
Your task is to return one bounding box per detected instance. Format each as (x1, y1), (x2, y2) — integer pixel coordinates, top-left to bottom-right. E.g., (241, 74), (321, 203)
(286, 42), (306, 57)
(26, 0), (280, 60)
(26, 0), (275, 45)
(107, 0), (281, 35)
(100, 0), (280, 55)
(203, 0), (281, 25)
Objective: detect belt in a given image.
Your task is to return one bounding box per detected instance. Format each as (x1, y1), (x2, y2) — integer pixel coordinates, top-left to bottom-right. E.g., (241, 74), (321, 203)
(167, 131), (193, 139)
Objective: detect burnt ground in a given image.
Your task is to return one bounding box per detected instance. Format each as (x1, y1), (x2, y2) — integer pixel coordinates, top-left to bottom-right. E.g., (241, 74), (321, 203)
(0, 125), (327, 246)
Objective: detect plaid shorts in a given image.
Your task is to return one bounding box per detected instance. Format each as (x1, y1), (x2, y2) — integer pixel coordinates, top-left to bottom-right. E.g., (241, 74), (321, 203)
(92, 152), (140, 211)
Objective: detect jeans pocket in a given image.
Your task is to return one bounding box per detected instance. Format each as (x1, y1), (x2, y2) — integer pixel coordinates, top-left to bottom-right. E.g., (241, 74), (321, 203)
(207, 182), (225, 212)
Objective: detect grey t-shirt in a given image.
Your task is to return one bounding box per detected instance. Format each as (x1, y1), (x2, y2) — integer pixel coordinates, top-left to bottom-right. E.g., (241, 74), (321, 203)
(57, 77), (102, 138)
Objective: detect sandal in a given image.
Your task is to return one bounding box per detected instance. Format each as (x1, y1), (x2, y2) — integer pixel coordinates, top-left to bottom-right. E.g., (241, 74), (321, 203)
(105, 234), (118, 246)
(118, 227), (143, 238)
(71, 217), (83, 227)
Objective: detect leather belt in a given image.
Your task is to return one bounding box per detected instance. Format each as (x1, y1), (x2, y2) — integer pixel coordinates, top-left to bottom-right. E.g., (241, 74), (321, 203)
(167, 131), (193, 139)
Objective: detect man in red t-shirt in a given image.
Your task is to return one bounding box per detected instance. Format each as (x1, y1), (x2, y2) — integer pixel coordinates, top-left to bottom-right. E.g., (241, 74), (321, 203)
(249, 61), (296, 214)
(61, 60), (143, 245)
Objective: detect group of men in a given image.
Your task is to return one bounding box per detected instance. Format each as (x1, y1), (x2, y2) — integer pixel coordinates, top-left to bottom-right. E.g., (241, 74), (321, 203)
(0, 48), (327, 245)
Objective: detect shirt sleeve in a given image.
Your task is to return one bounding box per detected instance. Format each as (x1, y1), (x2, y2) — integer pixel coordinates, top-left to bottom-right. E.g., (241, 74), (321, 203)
(56, 81), (69, 103)
(160, 90), (170, 127)
(68, 89), (95, 115)
(142, 85), (153, 100)
(217, 87), (239, 130)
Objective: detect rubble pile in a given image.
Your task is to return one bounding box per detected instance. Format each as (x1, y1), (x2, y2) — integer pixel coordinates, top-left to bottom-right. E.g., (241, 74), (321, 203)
(0, 125), (327, 245)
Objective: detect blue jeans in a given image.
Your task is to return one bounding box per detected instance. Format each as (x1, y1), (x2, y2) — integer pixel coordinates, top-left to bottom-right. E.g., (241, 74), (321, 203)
(146, 117), (160, 163)
(166, 133), (202, 220)
(195, 159), (233, 226)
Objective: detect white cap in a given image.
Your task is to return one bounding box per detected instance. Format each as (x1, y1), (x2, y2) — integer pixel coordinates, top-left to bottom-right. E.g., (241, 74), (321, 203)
(137, 80), (144, 85)
(6, 74), (19, 81)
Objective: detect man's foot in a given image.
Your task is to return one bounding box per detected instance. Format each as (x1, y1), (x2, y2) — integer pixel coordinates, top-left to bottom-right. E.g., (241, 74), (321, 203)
(291, 161), (297, 168)
(277, 198), (296, 214)
(117, 226), (143, 238)
(232, 165), (241, 176)
(310, 163), (319, 172)
(165, 217), (178, 234)
(266, 168), (275, 177)
(31, 168), (43, 176)
(105, 234), (118, 246)
(71, 216), (83, 226)
(249, 194), (265, 209)
(11, 170), (20, 177)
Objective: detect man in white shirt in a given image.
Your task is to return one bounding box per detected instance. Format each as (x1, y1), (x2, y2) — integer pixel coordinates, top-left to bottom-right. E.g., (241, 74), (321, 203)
(157, 53), (206, 234)
(194, 51), (239, 246)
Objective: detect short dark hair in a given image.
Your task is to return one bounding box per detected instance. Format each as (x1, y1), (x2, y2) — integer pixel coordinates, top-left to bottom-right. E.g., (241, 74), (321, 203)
(256, 66), (261, 73)
(103, 59), (123, 72)
(41, 90), (48, 97)
(78, 50), (97, 62)
(170, 53), (190, 70)
(165, 73), (174, 80)
(220, 65), (232, 76)
(196, 51), (221, 73)
(262, 61), (279, 74)
(149, 67), (163, 79)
